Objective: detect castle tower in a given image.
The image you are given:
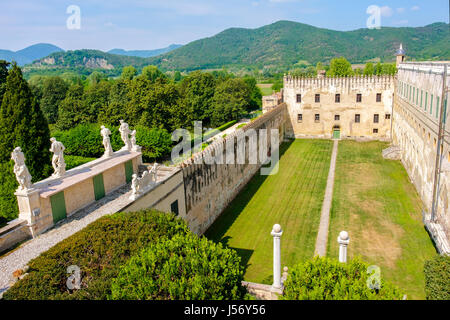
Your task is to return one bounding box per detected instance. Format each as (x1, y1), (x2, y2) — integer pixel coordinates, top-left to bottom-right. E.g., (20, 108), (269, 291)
(396, 43), (406, 67)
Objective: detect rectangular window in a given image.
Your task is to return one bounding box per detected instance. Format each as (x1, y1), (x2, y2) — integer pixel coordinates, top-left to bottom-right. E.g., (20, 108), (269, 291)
(315, 114), (320, 122)
(170, 200), (179, 216)
(356, 94), (362, 103)
(355, 114), (361, 123)
(420, 90), (423, 108)
(335, 115), (340, 121)
(315, 94), (320, 103)
(374, 114), (379, 123)
(436, 97), (440, 118)
(335, 94), (341, 103)
(430, 95), (434, 115)
(296, 94), (302, 103)
(385, 114), (391, 120)
(376, 93), (382, 102)
(425, 92), (428, 111)
(373, 129), (378, 134)
(297, 114), (303, 122)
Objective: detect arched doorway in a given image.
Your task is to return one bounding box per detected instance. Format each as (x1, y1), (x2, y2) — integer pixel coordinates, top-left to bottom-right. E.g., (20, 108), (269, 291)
(333, 126), (341, 139)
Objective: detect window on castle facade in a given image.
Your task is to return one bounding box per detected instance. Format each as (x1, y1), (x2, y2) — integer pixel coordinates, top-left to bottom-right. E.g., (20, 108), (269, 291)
(335, 115), (340, 121)
(315, 114), (320, 122)
(430, 95), (434, 115)
(315, 94), (320, 103)
(385, 114), (391, 120)
(373, 129), (378, 134)
(335, 94), (340, 103)
(425, 92), (428, 111)
(355, 114), (361, 123)
(376, 93), (382, 102)
(420, 90), (423, 108)
(436, 97), (440, 118)
(416, 89), (419, 106)
(374, 114), (379, 123)
(297, 94), (302, 103)
(356, 94), (362, 103)
(297, 114), (303, 122)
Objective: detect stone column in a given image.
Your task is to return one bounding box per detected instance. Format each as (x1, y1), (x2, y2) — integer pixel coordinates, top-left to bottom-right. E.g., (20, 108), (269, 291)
(337, 231), (350, 263)
(271, 224), (283, 290)
(15, 189), (42, 238)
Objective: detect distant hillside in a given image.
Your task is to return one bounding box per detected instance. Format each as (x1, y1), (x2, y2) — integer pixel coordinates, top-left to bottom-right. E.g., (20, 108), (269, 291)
(108, 44), (182, 58)
(22, 21), (450, 76)
(148, 21), (450, 71)
(0, 43), (64, 66)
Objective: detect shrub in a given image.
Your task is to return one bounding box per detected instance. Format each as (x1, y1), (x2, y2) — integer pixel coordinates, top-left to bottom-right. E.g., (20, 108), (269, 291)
(281, 257), (404, 300)
(0, 161), (18, 225)
(53, 123), (173, 162)
(110, 233), (246, 300)
(424, 255), (450, 300)
(3, 210), (189, 300)
(65, 155), (96, 170)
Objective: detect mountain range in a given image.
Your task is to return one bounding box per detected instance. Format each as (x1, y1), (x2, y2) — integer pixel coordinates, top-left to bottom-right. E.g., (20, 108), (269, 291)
(8, 20), (450, 75)
(108, 44), (183, 58)
(0, 43), (64, 66)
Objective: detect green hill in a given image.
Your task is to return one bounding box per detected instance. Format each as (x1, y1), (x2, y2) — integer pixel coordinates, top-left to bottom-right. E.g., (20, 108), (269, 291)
(22, 21), (450, 76)
(149, 21), (449, 71)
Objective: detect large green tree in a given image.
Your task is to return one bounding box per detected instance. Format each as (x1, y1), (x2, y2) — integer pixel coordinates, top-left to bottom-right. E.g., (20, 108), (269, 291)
(56, 83), (86, 130)
(327, 57), (354, 77)
(0, 60), (10, 106)
(363, 63), (375, 76)
(40, 76), (69, 124)
(0, 63), (51, 179)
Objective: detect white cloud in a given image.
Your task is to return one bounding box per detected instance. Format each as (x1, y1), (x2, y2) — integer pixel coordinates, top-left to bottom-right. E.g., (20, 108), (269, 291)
(396, 7), (405, 14)
(411, 6), (420, 11)
(380, 6), (394, 17)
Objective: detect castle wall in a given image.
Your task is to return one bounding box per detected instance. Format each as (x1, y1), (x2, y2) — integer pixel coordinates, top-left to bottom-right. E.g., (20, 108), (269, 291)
(393, 62), (450, 238)
(283, 76), (395, 140)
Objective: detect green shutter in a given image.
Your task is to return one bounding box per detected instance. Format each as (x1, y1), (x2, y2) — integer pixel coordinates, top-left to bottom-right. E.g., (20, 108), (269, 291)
(93, 173), (105, 200)
(125, 160), (134, 183)
(436, 97), (440, 118)
(50, 191), (67, 223)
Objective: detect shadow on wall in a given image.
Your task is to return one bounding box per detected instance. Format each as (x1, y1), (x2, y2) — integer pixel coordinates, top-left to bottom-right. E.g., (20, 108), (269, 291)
(204, 140), (293, 243)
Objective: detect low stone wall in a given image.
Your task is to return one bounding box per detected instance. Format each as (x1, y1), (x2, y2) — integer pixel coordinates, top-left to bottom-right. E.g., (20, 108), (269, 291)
(0, 220), (30, 253)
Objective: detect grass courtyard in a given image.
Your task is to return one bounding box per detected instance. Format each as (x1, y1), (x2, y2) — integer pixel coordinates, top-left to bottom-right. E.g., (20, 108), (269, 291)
(327, 141), (436, 300)
(206, 139), (437, 299)
(205, 139), (333, 284)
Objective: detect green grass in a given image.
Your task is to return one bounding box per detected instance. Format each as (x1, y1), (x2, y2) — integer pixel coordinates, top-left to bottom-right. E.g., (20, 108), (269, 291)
(327, 141), (436, 300)
(257, 84), (274, 96)
(205, 139), (333, 284)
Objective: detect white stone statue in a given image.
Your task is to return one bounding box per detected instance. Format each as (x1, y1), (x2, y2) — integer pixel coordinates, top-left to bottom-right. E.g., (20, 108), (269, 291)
(129, 171), (153, 200)
(130, 129), (141, 152)
(100, 125), (113, 157)
(50, 137), (66, 178)
(149, 162), (160, 182)
(119, 120), (131, 151)
(11, 147), (33, 191)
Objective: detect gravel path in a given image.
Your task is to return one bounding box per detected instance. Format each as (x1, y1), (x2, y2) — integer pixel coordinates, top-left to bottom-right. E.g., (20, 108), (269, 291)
(314, 139), (339, 257)
(0, 184), (133, 296)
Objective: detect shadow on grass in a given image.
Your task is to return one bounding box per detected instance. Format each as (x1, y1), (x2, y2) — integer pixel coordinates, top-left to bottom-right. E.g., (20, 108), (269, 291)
(204, 140), (294, 244)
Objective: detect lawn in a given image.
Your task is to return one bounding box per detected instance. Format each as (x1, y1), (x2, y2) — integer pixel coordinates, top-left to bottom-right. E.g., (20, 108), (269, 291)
(327, 141), (437, 300)
(257, 83), (274, 96)
(205, 139), (333, 284)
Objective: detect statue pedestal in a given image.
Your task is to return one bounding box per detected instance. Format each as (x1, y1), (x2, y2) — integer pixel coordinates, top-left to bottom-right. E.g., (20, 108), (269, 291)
(15, 188), (42, 238)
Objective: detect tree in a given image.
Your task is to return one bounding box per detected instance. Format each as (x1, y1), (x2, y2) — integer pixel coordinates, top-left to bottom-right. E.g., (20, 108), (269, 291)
(363, 63), (375, 76)
(375, 62), (383, 76)
(281, 257), (404, 300)
(110, 233), (246, 300)
(173, 71), (182, 82)
(139, 65), (164, 82)
(40, 76), (69, 124)
(0, 60), (10, 106)
(0, 63), (51, 180)
(211, 78), (251, 126)
(243, 76), (262, 111)
(88, 71), (107, 85)
(98, 79), (129, 126)
(327, 57), (354, 77)
(121, 65), (137, 80)
(56, 83), (86, 130)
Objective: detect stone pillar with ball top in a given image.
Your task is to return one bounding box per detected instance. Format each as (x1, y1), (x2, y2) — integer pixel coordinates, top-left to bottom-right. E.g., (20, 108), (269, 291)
(271, 224), (283, 298)
(338, 231), (350, 263)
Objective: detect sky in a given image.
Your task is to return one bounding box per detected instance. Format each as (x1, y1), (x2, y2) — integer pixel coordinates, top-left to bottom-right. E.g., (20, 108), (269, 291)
(0, 0), (448, 51)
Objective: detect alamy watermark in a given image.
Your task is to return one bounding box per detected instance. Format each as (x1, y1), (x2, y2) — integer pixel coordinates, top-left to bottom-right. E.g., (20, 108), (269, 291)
(66, 265), (81, 290)
(367, 265), (382, 290)
(171, 121), (280, 176)
(66, 5), (81, 30)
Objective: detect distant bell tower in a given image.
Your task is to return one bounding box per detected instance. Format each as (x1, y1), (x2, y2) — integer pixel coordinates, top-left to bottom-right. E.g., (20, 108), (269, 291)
(396, 43), (406, 67)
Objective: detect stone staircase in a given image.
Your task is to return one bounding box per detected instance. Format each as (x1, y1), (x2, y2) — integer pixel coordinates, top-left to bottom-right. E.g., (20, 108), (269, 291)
(382, 145), (402, 160)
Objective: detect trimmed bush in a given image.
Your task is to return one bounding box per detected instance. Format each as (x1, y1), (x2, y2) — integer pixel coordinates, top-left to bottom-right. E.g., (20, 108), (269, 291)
(281, 257), (404, 300)
(110, 233), (246, 300)
(53, 123), (172, 162)
(3, 210), (189, 300)
(65, 155), (96, 170)
(424, 255), (450, 300)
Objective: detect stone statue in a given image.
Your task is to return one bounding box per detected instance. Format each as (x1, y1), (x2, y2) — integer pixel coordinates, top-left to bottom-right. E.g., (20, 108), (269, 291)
(100, 125), (113, 157)
(50, 137), (66, 178)
(131, 174), (139, 195)
(119, 120), (131, 151)
(11, 147), (33, 191)
(149, 162), (160, 183)
(130, 130), (141, 152)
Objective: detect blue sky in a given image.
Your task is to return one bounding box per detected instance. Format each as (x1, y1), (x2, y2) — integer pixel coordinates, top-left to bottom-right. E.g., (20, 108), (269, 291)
(0, 0), (448, 51)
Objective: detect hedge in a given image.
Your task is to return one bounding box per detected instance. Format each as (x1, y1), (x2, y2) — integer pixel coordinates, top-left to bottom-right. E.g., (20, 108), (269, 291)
(110, 233), (246, 300)
(281, 257), (404, 300)
(3, 210), (189, 300)
(424, 255), (450, 300)
(65, 155), (96, 170)
(52, 123), (173, 162)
